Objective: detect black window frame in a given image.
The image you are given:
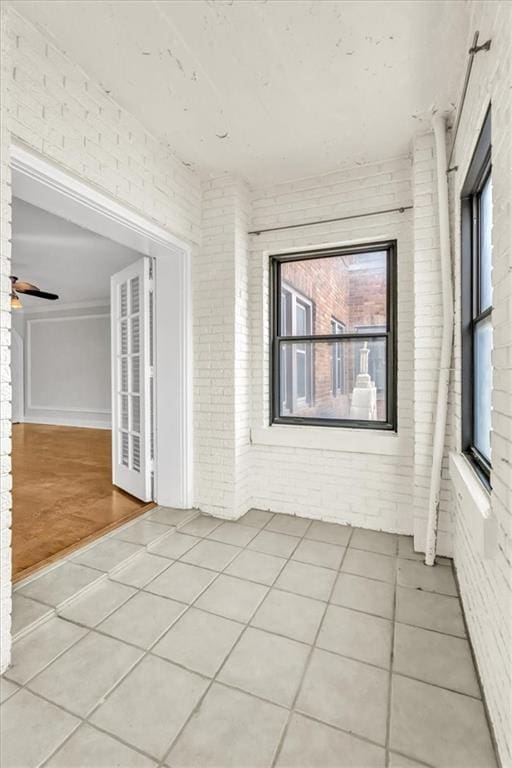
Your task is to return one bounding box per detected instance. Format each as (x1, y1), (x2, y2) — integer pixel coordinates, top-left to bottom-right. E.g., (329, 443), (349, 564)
(461, 106), (492, 488)
(270, 240), (397, 430)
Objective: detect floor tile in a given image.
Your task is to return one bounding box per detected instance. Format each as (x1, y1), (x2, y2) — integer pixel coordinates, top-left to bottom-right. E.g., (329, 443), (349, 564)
(351, 528), (398, 556)
(115, 520), (171, 546)
(292, 538), (345, 570)
(168, 682), (288, 768)
(11, 594), (53, 635)
(0, 678), (19, 704)
(397, 536), (423, 561)
(181, 540), (241, 571)
(397, 559), (457, 596)
(224, 549), (286, 585)
(305, 520), (352, 546)
(46, 723), (157, 767)
(342, 548), (396, 583)
(390, 675), (496, 767)
(331, 572), (395, 619)
(110, 552), (171, 588)
(28, 631), (142, 716)
(248, 530), (299, 558)
(145, 561), (217, 603)
(90, 655), (208, 760)
(388, 753), (427, 767)
(265, 514), (311, 537)
(275, 560), (336, 601)
(180, 515), (223, 537)
(237, 509), (275, 528)
(58, 580), (136, 627)
(208, 521), (259, 547)
(317, 604), (392, 668)
(393, 623), (480, 697)
(195, 574), (268, 622)
(218, 627), (309, 706)
(146, 507), (197, 527)
(98, 591), (187, 649)
(296, 648), (389, 744)
(276, 713), (386, 768)
(17, 562), (101, 607)
(395, 586), (466, 636)
(0, 689), (79, 768)
(148, 532), (199, 560)
(153, 607), (243, 676)
(73, 539), (142, 572)
(6, 617), (86, 685)
(251, 589), (325, 644)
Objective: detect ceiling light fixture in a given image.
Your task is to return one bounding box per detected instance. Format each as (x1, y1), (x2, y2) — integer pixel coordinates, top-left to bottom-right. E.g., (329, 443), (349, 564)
(11, 292), (23, 309)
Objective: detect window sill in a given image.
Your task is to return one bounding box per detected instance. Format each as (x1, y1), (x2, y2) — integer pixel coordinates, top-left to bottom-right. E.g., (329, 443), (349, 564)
(250, 424), (411, 456)
(449, 452), (496, 559)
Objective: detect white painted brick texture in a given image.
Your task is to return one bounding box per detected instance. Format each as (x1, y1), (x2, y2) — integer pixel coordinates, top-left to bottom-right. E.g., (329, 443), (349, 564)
(194, 176), (251, 519)
(448, 2), (512, 764)
(0, 4), (201, 673)
(248, 157), (416, 534)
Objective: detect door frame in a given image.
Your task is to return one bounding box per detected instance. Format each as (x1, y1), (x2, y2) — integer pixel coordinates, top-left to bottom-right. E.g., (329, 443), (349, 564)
(10, 142), (193, 508)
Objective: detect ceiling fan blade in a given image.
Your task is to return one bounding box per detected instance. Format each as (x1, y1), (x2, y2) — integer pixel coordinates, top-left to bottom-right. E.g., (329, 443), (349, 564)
(14, 281), (40, 292)
(20, 288), (59, 300)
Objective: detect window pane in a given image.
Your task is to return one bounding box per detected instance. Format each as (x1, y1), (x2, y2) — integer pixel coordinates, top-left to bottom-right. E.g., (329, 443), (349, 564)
(280, 251), (387, 335)
(279, 338), (386, 421)
(479, 175), (492, 311)
(474, 317), (492, 461)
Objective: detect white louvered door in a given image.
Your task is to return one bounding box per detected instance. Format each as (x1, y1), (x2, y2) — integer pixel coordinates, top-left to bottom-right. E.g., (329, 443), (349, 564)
(111, 257), (154, 501)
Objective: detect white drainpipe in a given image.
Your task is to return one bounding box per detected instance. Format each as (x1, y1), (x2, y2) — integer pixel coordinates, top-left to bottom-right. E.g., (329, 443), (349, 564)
(424, 115), (454, 566)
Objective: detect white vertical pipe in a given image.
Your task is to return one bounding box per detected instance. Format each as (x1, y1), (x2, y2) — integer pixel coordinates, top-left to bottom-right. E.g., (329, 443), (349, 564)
(425, 115), (454, 566)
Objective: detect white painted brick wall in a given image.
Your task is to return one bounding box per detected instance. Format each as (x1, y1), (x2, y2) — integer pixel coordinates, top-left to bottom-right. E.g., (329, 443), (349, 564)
(0, 4), (201, 673)
(447, 2), (512, 764)
(248, 157), (417, 534)
(194, 175), (251, 519)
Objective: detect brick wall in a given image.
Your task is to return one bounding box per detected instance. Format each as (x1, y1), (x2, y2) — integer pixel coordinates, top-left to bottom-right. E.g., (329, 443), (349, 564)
(0, 4), (201, 673)
(194, 175), (251, 519)
(447, 2), (512, 764)
(248, 156), (416, 533)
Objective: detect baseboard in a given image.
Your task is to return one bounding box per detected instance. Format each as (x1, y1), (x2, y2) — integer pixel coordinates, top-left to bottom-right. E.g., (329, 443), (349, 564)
(22, 414), (111, 430)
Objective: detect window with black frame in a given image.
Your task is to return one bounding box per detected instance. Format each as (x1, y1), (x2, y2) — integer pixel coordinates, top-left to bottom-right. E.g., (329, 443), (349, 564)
(461, 107), (493, 485)
(271, 241), (396, 429)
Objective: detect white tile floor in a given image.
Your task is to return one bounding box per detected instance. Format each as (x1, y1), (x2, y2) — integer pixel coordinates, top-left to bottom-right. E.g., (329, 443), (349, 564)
(1, 509), (498, 768)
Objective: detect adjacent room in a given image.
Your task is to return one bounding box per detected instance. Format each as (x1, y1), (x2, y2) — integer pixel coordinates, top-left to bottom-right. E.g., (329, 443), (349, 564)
(0, 2), (510, 768)
(10, 198), (152, 579)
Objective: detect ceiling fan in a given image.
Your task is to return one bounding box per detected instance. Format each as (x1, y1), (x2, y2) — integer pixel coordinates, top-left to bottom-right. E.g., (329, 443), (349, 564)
(10, 276), (59, 309)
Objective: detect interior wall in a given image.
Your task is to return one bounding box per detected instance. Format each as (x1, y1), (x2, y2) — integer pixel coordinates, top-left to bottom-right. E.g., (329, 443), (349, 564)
(0, 4), (201, 673)
(20, 304), (111, 429)
(248, 157), (417, 536)
(447, 2), (512, 764)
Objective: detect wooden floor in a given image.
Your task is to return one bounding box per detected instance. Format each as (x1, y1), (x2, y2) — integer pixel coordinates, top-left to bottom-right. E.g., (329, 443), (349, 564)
(12, 423), (153, 581)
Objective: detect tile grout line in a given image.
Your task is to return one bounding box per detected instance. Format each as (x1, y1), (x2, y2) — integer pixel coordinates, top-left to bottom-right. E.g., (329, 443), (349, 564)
(155, 515), (317, 767)
(35, 516), (278, 768)
(7, 527), (465, 696)
(6, 516), (471, 768)
(384, 535), (399, 767)
(269, 525), (356, 768)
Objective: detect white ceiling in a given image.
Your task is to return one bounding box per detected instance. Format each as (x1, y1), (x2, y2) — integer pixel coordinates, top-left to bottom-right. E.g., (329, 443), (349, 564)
(11, 198), (141, 308)
(12, 0), (470, 185)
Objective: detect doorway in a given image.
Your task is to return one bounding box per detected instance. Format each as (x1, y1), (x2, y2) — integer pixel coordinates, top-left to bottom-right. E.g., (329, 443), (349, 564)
(9, 144), (192, 581)
(10, 198), (155, 579)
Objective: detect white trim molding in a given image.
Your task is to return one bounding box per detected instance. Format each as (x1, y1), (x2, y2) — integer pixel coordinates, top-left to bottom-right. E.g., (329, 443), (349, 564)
(450, 452), (496, 560)
(251, 424), (412, 456)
